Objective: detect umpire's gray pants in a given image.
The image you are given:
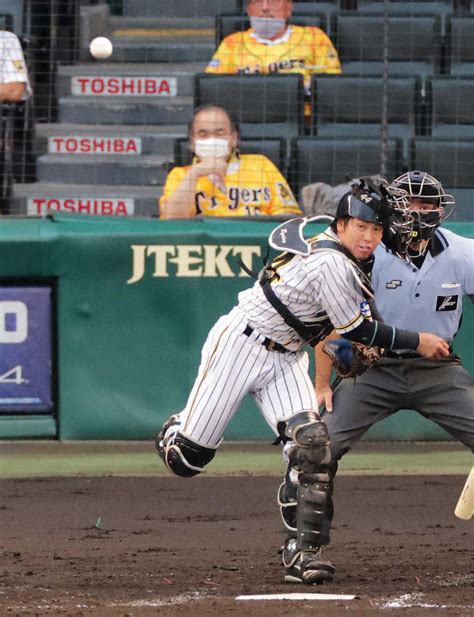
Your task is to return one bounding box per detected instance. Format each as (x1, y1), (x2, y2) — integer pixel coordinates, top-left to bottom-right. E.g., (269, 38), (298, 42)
(323, 356), (474, 460)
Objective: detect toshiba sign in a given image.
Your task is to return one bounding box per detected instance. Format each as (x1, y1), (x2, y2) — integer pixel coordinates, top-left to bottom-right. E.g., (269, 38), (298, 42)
(71, 76), (177, 96)
(48, 136), (142, 155)
(27, 198), (135, 216)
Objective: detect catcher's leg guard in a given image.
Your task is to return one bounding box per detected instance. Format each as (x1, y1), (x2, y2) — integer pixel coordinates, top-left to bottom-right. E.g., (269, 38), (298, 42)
(155, 415), (217, 478)
(277, 467), (297, 535)
(282, 411), (335, 584)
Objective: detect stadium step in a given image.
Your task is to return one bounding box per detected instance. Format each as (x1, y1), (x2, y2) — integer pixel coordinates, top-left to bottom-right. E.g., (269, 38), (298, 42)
(11, 182), (162, 217)
(108, 38), (214, 64)
(13, 15), (215, 218)
(55, 62), (203, 98)
(36, 154), (172, 186)
(58, 95), (193, 125)
(108, 16), (215, 63)
(109, 16), (215, 30)
(122, 0), (241, 18)
(34, 123), (187, 157)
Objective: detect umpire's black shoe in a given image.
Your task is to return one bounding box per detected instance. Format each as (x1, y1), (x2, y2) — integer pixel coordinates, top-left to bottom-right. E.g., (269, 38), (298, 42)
(282, 539), (335, 585)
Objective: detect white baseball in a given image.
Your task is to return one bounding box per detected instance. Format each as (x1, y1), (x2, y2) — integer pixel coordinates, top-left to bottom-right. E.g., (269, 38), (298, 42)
(89, 37), (113, 60)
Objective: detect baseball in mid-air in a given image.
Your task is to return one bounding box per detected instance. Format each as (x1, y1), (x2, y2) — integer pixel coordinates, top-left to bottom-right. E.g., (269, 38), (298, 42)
(89, 36), (113, 60)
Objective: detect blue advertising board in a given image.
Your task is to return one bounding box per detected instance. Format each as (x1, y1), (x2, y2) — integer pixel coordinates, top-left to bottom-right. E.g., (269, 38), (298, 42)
(0, 286), (54, 413)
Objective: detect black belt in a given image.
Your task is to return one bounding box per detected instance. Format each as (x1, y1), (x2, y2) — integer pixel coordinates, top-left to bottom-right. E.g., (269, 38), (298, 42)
(386, 347), (453, 360)
(243, 324), (289, 353)
(385, 350), (421, 359)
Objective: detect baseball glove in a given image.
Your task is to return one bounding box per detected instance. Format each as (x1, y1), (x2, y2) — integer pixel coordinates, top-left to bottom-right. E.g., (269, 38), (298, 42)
(323, 339), (382, 378)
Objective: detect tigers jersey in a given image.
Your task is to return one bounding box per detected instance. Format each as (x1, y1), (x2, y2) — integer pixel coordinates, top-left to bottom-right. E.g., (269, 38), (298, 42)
(160, 153), (301, 217)
(0, 31), (32, 98)
(206, 25), (342, 94)
(237, 229), (367, 351)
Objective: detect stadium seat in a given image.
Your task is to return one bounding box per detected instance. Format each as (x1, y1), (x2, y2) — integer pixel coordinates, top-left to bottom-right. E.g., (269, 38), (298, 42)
(173, 136), (287, 172)
(412, 138), (474, 221)
(311, 75), (421, 161)
(446, 16), (474, 76)
(334, 14), (442, 79)
(0, 0), (23, 36)
(291, 2), (342, 35)
(194, 73), (305, 139)
(289, 137), (401, 199)
(353, 1), (457, 34)
(0, 13), (13, 31)
(215, 13), (326, 46)
(428, 77), (474, 138)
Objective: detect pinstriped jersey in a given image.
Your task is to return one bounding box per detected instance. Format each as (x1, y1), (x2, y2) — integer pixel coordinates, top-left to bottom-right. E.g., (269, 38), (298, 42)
(237, 228), (369, 351)
(0, 31), (32, 98)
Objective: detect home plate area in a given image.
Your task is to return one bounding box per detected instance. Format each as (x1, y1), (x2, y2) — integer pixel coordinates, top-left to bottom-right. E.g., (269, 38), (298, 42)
(1, 475), (472, 616)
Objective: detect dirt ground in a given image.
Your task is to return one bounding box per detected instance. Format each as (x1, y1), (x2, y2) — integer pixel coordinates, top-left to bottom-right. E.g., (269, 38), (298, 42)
(1, 472), (473, 617)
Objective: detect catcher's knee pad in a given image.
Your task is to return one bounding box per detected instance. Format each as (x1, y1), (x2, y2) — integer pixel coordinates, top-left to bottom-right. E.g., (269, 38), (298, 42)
(155, 416), (216, 478)
(297, 470), (334, 548)
(285, 411), (331, 473)
(277, 467), (297, 534)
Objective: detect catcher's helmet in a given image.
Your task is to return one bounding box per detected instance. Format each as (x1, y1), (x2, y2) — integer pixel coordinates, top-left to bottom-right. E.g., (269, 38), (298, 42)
(389, 170), (454, 243)
(334, 177), (413, 260)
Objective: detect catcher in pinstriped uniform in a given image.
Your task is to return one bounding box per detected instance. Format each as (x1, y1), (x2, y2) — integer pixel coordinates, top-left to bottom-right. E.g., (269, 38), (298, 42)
(155, 178), (450, 584)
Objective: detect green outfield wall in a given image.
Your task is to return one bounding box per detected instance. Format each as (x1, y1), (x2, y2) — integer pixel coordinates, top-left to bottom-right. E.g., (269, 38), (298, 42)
(0, 215), (472, 441)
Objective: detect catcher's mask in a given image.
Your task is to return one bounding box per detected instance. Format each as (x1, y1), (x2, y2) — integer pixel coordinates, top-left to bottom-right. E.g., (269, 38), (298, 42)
(389, 170), (455, 249)
(334, 177), (413, 260)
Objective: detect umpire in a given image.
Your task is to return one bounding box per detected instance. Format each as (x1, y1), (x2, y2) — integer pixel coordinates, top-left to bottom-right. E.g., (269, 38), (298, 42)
(315, 170), (474, 578)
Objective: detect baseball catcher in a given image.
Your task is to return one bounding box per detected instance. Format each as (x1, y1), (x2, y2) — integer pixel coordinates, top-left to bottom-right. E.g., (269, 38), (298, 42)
(156, 176), (450, 585)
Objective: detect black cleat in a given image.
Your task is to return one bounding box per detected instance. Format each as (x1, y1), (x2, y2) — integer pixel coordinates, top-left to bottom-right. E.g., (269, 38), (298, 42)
(282, 539), (335, 585)
(155, 415), (180, 461)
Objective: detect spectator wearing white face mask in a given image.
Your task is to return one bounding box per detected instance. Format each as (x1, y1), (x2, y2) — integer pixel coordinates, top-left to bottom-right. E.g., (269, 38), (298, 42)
(205, 0), (341, 118)
(159, 105), (301, 219)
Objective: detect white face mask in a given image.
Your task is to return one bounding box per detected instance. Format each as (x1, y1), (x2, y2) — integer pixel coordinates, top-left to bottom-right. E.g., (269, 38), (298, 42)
(250, 16), (286, 40)
(194, 137), (231, 159)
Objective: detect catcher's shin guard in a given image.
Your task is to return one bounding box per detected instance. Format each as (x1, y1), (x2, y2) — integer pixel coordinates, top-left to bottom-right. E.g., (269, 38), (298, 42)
(285, 411), (334, 548)
(277, 467), (297, 534)
(297, 470), (334, 548)
(155, 415), (217, 477)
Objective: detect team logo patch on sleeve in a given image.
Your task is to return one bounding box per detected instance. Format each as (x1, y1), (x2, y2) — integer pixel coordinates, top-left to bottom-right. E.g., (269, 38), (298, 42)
(208, 59), (220, 68)
(436, 295), (459, 311)
(13, 60), (26, 73)
(385, 280), (402, 289)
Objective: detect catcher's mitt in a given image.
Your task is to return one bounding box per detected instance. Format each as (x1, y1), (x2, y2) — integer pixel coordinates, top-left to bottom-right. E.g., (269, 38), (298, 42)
(323, 339), (382, 378)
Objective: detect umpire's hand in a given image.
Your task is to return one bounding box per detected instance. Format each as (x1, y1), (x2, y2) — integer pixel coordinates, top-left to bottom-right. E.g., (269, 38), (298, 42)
(417, 333), (450, 360)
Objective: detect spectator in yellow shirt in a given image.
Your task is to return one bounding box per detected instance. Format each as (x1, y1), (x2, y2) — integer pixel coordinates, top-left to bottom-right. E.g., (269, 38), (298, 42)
(159, 105), (301, 219)
(206, 0), (341, 100)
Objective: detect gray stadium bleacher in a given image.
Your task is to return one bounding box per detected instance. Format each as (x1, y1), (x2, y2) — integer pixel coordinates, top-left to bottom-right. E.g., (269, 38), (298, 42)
(7, 0), (474, 220)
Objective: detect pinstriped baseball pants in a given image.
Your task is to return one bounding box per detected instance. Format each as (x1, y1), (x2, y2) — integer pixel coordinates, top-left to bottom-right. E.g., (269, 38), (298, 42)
(174, 307), (318, 448)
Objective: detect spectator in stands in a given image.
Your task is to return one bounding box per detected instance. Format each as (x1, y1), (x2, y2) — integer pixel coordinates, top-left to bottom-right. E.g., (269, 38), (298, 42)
(206, 0), (341, 112)
(0, 30), (31, 102)
(159, 105), (301, 218)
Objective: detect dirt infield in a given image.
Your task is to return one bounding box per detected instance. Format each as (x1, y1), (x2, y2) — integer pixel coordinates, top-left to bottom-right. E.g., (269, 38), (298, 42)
(1, 473), (473, 616)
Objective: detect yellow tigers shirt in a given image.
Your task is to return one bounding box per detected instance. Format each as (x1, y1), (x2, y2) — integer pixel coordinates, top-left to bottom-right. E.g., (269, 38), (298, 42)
(160, 154), (301, 217)
(206, 25), (342, 93)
